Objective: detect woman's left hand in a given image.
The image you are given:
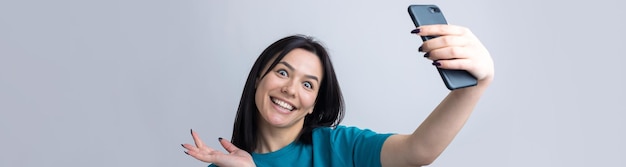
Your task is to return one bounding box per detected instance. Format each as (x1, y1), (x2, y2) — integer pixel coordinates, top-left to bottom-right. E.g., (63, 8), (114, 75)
(181, 130), (255, 167)
(413, 24), (494, 83)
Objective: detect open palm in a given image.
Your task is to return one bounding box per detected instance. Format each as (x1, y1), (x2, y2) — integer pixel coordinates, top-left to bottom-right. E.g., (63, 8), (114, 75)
(181, 130), (255, 167)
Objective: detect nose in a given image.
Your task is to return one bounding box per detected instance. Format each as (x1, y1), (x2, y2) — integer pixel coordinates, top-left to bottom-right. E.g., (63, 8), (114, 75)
(281, 81), (297, 98)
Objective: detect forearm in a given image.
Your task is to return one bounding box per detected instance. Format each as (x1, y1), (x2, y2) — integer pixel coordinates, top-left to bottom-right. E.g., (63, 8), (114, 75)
(408, 80), (491, 164)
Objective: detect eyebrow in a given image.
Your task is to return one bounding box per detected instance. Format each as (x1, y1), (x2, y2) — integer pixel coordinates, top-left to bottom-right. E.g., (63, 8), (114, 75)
(279, 61), (319, 83)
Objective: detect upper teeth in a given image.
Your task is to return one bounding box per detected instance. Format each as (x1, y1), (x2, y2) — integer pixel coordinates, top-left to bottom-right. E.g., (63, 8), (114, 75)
(272, 98), (294, 111)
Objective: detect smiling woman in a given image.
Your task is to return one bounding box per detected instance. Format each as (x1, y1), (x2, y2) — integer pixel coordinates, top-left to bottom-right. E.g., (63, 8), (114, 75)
(255, 48), (323, 129)
(181, 24), (495, 167)
(234, 35), (346, 152)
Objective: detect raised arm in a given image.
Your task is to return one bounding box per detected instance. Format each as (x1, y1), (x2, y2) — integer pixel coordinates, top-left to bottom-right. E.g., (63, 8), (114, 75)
(381, 24), (495, 167)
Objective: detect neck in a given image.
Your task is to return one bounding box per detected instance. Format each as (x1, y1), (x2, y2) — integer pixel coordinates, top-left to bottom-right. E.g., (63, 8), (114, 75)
(255, 120), (304, 153)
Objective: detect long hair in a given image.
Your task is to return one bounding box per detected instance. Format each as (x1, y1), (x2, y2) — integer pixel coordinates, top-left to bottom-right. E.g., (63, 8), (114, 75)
(231, 35), (345, 153)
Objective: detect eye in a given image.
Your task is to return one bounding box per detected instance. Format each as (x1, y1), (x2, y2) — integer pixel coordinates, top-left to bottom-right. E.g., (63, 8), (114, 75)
(277, 69), (288, 77)
(303, 81), (313, 89)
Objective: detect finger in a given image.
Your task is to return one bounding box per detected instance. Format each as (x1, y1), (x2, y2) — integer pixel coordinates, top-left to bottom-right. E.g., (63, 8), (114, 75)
(181, 143), (196, 152)
(182, 143), (216, 153)
(218, 138), (242, 153)
(190, 129), (207, 148)
(425, 46), (473, 61)
(420, 35), (470, 53)
(417, 24), (470, 37)
(434, 58), (475, 71)
(186, 149), (223, 163)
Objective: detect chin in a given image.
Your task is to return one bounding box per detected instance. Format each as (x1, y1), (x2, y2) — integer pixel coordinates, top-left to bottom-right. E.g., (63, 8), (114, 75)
(268, 120), (293, 128)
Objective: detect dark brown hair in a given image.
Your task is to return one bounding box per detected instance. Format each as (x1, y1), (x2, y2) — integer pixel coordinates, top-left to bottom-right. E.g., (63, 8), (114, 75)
(231, 35), (345, 152)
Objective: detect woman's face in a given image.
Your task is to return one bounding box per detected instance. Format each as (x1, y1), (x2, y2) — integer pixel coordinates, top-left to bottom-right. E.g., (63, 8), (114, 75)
(255, 48), (323, 129)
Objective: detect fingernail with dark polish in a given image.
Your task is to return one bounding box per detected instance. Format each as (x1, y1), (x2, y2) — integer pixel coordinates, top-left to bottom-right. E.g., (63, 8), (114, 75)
(418, 46), (423, 52)
(432, 61), (441, 66)
(410, 28), (421, 34)
(181, 144), (185, 148)
(424, 53), (430, 58)
(218, 137), (223, 141)
(184, 151), (189, 155)
(190, 129), (192, 134)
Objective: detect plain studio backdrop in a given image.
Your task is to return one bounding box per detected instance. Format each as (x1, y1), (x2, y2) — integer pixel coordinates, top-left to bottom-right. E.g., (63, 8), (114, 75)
(1, 0), (624, 166)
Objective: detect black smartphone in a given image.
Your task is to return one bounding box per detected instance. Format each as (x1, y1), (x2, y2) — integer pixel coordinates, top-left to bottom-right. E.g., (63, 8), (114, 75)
(408, 4), (477, 90)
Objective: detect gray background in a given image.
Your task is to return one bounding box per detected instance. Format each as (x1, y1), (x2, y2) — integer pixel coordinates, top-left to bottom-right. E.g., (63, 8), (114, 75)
(1, 0), (624, 166)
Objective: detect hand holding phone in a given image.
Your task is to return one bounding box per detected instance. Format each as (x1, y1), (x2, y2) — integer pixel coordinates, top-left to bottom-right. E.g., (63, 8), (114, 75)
(408, 5), (477, 90)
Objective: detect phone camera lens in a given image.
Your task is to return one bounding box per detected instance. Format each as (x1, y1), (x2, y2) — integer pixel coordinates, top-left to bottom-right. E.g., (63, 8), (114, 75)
(429, 7), (441, 13)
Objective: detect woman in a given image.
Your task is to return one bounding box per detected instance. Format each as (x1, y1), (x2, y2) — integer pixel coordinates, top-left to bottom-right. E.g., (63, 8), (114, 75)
(181, 24), (494, 167)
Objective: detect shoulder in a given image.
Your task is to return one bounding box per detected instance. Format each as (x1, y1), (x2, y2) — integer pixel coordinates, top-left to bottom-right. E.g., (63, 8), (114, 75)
(311, 125), (393, 167)
(312, 125), (392, 141)
(311, 125), (358, 137)
(313, 125), (370, 133)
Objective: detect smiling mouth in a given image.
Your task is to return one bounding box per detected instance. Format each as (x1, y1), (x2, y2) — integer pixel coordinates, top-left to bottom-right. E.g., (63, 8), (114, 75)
(271, 97), (296, 111)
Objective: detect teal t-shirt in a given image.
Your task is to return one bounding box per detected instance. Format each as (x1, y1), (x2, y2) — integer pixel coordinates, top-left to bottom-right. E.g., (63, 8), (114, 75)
(209, 125), (392, 167)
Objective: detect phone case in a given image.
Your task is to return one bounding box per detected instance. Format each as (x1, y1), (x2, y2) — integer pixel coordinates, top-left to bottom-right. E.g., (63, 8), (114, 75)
(408, 5), (477, 90)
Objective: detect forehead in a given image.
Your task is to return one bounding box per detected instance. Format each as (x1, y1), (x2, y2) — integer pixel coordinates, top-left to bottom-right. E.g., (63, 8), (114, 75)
(277, 48), (324, 78)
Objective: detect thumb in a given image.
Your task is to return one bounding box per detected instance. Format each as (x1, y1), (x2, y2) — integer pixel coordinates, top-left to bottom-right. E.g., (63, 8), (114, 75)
(219, 138), (241, 153)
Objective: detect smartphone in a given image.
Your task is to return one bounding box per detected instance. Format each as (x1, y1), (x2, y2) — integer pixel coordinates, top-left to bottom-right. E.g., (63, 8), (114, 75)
(408, 4), (477, 90)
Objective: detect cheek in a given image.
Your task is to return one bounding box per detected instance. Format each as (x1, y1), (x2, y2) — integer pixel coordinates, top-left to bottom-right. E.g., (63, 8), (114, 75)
(254, 80), (269, 108)
(300, 91), (318, 109)
(254, 89), (262, 107)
